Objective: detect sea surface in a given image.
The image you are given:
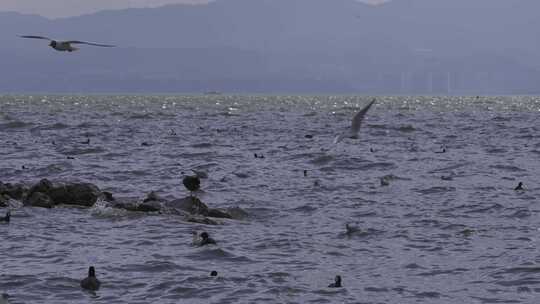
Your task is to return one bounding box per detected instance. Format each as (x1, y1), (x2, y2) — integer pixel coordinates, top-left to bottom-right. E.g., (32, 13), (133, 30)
(1, 95), (540, 304)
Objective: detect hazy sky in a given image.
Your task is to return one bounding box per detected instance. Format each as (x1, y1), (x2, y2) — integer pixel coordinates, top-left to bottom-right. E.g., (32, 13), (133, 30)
(0, 0), (385, 18)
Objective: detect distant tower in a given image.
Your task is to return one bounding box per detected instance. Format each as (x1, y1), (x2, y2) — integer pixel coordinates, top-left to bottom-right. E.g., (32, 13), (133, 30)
(446, 72), (452, 95)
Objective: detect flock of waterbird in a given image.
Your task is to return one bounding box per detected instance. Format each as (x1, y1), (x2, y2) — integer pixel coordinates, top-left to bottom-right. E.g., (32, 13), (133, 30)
(1, 97), (375, 294)
(9, 34), (528, 296)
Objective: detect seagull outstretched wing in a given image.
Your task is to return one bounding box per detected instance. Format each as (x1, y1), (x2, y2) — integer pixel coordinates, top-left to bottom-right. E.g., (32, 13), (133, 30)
(66, 40), (116, 47)
(333, 98), (376, 144)
(19, 35), (53, 41)
(350, 98), (376, 134)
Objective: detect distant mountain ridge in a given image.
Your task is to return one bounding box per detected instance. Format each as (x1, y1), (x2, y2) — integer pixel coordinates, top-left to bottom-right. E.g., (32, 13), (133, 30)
(1, 0), (539, 94)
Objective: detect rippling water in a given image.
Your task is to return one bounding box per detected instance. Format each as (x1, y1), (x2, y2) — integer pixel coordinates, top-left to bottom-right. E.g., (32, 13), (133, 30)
(1, 95), (540, 303)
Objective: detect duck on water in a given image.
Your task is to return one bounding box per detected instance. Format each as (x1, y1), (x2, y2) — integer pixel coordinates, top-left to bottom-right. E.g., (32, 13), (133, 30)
(81, 266), (101, 291)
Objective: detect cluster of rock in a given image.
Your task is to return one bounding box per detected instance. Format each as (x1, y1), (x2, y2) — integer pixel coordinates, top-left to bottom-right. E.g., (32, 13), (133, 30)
(0, 179), (247, 225)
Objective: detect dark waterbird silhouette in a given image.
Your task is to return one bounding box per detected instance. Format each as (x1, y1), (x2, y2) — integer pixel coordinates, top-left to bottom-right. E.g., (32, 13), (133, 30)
(435, 147), (446, 154)
(345, 223), (359, 236)
(0, 211), (10, 223)
(210, 270), (218, 277)
(199, 232), (216, 246)
(183, 175), (200, 197)
(514, 182), (524, 191)
(80, 266), (101, 291)
(328, 275), (342, 288)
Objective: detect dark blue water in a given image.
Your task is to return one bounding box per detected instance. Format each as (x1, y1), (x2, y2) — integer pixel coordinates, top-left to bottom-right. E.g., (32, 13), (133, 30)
(1, 95), (540, 303)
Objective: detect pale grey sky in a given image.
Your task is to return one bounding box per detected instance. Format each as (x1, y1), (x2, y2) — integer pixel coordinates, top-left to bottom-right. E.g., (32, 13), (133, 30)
(0, 0), (385, 18)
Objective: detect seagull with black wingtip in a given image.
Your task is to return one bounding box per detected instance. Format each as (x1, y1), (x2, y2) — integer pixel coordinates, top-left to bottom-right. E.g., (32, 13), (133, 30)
(19, 35), (115, 52)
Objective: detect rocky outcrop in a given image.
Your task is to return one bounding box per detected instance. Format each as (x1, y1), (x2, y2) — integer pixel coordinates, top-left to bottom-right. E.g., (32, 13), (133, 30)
(0, 194), (8, 207)
(225, 206), (249, 220)
(139, 191), (164, 212)
(48, 183), (102, 207)
(167, 197), (233, 219)
(169, 197), (210, 215)
(21, 179), (103, 208)
(109, 192), (163, 213)
(102, 191), (115, 202)
(25, 192), (55, 208)
(137, 201), (161, 212)
(109, 197), (141, 212)
(207, 208), (232, 219)
(1, 179), (248, 224)
(107, 194), (244, 222)
(0, 182), (26, 200)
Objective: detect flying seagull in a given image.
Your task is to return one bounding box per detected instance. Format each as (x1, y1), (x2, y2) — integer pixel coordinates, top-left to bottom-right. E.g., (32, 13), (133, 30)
(333, 98), (376, 144)
(19, 35), (115, 52)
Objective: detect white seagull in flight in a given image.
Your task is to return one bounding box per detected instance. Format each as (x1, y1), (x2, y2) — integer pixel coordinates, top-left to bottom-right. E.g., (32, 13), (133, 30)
(19, 35), (116, 52)
(334, 98), (377, 144)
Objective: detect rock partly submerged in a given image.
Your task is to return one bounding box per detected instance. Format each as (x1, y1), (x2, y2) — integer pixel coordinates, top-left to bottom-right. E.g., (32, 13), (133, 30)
(0, 179), (247, 225)
(0, 194), (9, 207)
(20, 179), (102, 208)
(0, 181), (26, 201)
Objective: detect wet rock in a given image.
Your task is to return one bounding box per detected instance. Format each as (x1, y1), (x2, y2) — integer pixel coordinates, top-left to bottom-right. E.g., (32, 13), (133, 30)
(0, 182), (27, 200)
(143, 191), (165, 203)
(167, 197), (244, 219)
(11, 179), (103, 207)
(169, 197), (210, 216)
(48, 183), (101, 207)
(0, 194), (8, 207)
(102, 191), (115, 202)
(117, 191), (165, 212)
(137, 201), (161, 212)
(109, 197), (139, 212)
(226, 207), (249, 220)
(110, 197), (161, 213)
(27, 179), (53, 198)
(207, 208), (232, 219)
(23, 179), (54, 207)
(25, 192), (54, 208)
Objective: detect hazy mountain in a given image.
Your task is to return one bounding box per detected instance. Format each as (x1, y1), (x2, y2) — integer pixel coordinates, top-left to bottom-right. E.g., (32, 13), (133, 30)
(1, 0), (539, 94)
(0, 0), (385, 18)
